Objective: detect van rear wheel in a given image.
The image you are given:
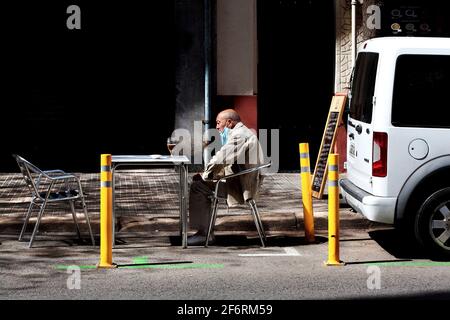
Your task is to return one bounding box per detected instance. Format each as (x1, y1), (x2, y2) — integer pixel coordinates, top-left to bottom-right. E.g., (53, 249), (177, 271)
(415, 188), (450, 258)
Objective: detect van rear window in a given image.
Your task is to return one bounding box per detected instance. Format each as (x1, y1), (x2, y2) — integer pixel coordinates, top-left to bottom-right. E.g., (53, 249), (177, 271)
(392, 54), (450, 128)
(349, 52), (379, 124)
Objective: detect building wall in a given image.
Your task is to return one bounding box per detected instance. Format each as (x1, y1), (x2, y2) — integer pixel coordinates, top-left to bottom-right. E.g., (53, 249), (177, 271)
(216, 0), (257, 96)
(335, 0), (379, 93)
(335, 0), (351, 93)
(216, 0), (258, 132)
(174, 0), (259, 165)
(174, 0), (209, 165)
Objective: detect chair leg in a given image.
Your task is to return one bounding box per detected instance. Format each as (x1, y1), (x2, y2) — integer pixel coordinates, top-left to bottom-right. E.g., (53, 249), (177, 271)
(252, 200), (267, 243)
(251, 200), (266, 241)
(70, 200), (82, 240)
(19, 202), (34, 241)
(29, 201), (48, 248)
(248, 200), (266, 247)
(80, 196), (95, 246)
(252, 200), (267, 241)
(205, 198), (219, 248)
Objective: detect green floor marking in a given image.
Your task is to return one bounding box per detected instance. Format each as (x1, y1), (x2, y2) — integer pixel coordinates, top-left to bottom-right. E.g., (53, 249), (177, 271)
(366, 261), (450, 267)
(119, 263), (224, 270)
(132, 256), (149, 264)
(55, 265), (97, 270)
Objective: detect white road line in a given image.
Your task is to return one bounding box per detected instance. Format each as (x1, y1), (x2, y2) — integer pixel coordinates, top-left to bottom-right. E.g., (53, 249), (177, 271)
(238, 247), (301, 257)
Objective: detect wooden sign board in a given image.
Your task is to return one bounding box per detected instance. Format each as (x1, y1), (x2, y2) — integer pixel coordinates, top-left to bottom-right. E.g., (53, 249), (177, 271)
(311, 95), (347, 199)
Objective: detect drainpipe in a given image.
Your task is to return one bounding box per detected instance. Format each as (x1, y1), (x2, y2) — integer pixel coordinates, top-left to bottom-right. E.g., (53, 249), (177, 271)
(351, 0), (357, 68)
(203, 0), (212, 167)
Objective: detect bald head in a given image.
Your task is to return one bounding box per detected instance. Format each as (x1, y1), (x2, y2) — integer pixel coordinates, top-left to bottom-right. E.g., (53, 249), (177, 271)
(216, 109), (241, 132)
(218, 109), (241, 122)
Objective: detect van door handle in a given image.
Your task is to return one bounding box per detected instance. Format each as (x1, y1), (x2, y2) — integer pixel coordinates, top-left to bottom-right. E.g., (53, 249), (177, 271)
(348, 120), (356, 128)
(356, 125), (363, 134)
(349, 133), (355, 140)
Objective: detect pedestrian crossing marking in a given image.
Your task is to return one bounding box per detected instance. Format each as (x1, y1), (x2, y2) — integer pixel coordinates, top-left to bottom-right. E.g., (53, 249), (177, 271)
(238, 247), (300, 257)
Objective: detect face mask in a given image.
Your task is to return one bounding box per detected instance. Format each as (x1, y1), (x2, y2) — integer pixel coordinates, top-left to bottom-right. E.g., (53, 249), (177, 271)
(220, 127), (229, 146)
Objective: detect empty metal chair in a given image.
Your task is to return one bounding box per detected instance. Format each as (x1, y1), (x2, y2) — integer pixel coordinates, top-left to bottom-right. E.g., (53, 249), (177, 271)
(13, 155), (95, 248)
(205, 162), (271, 247)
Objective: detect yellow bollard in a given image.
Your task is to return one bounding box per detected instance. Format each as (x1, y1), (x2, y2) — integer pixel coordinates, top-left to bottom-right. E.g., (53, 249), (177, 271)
(299, 143), (315, 243)
(325, 154), (345, 266)
(97, 154), (117, 269)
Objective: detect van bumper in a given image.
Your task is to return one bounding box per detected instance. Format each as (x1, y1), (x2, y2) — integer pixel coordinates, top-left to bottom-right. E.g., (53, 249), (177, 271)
(340, 179), (396, 224)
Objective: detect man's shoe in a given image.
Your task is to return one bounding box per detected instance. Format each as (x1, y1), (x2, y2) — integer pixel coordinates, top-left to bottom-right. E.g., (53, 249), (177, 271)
(187, 233), (215, 246)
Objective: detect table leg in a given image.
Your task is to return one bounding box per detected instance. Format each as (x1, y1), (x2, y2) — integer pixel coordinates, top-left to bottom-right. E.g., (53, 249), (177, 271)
(178, 165), (182, 241)
(181, 164), (188, 248)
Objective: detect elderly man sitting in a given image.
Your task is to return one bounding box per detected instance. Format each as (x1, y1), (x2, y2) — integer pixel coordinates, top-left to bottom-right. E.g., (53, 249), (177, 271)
(188, 109), (264, 246)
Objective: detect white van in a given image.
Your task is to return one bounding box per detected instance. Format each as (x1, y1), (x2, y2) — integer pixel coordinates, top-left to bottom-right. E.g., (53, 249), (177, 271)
(340, 37), (450, 257)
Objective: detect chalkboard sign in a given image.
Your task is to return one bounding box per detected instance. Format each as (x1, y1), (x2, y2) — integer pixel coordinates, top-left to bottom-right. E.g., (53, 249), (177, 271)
(311, 95), (347, 199)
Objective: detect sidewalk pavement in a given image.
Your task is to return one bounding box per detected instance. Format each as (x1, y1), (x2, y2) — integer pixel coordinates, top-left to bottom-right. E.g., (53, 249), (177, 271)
(0, 170), (379, 239)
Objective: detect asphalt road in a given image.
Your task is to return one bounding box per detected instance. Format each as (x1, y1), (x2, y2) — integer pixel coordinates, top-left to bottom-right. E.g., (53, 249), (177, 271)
(1, 224), (450, 301)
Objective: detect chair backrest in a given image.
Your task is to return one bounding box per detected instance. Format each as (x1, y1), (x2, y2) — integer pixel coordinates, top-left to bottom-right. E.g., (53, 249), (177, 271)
(241, 161), (271, 195)
(13, 154), (43, 197)
(216, 162), (271, 202)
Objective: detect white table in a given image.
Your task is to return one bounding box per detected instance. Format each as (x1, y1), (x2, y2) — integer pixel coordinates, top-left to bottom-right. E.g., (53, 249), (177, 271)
(111, 155), (190, 248)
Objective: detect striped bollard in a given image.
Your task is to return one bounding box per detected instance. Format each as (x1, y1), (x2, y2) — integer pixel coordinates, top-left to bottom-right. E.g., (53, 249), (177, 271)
(299, 143), (315, 243)
(97, 154), (117, 269)
(325, 154), (345, 266)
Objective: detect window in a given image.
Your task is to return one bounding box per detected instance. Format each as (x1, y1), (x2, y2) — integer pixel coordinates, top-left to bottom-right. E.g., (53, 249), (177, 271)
(349, 52), (379, 123)
(392, 54), (450, 128)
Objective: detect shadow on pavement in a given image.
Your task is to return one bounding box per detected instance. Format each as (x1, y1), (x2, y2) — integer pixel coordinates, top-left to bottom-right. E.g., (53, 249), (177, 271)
(357, 290), (450, 300)
(345, 259), (412, 265)
(368, 228), (439, 260)
(169, 235), (328, 247)
(118, 261), (193, 268)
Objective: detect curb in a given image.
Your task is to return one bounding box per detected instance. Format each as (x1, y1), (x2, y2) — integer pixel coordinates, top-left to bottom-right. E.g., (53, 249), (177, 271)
(0, 208), (373, 235)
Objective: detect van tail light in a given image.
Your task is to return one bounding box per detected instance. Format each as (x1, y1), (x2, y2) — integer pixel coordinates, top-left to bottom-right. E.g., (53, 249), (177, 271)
(373, 132), (388, 177)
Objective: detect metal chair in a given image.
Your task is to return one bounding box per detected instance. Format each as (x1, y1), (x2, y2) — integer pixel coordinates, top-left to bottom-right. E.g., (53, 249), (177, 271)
(205, 162), (271, 247)
(13, 155), (95, 248)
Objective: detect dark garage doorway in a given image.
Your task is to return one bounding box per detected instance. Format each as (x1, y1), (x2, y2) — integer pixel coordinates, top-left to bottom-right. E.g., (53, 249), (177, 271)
(258, 0), (335, 171)
(1, 1), (176, 172)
